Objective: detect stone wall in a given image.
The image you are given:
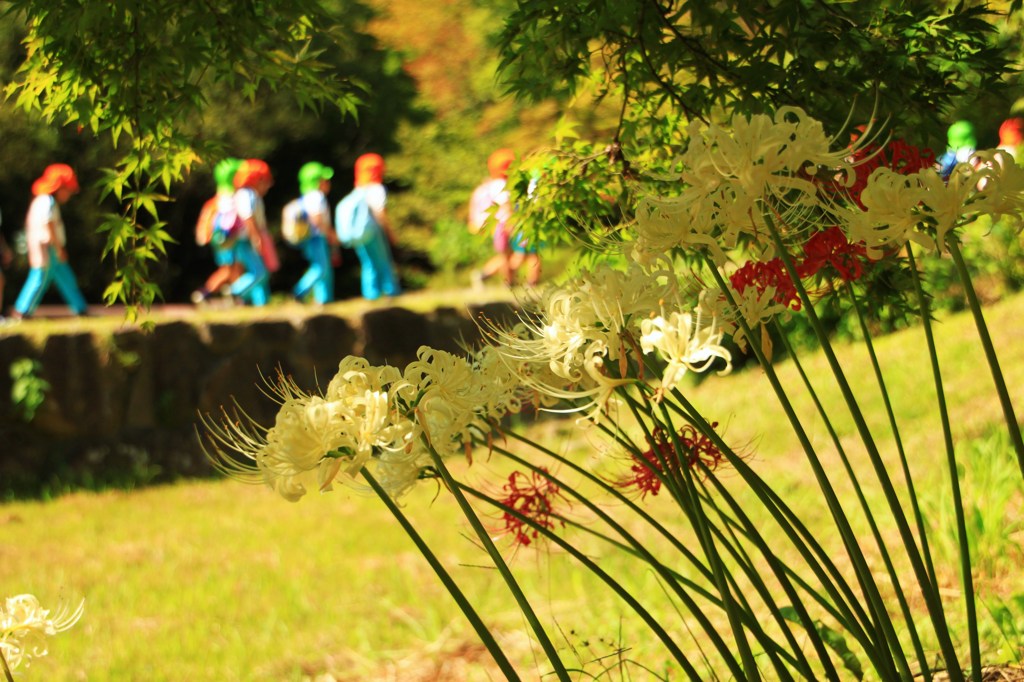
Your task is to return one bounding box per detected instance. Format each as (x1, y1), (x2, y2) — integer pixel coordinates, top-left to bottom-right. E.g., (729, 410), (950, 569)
(0, 303), (518, 493)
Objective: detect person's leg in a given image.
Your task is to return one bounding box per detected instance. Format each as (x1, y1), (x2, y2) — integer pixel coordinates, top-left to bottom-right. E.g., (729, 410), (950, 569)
(50, 260), (88, 314)
(524, 252), (541, 286)
(354, 243), (378, 300)
(357, 232), (400, 299)
(294, 236), (331, 303)
(14, 266), (53, 317)
(308, 237), (334, 304)
(230, 241), (269, 306)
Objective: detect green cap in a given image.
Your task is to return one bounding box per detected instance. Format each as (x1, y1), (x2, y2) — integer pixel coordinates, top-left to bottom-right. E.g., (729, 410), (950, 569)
(214, 158), (242, 192)
(947, 120), (976, 150)
(298, 161), (334, 194)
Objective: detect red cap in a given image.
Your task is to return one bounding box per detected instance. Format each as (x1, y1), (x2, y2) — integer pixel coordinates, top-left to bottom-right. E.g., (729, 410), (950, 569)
(32, 164), (79, 196)
(487, 148), (515, 178)
(1000, 118), (1024, 148)
(354, 153), (384, 186)
(234, 159), (273, 189)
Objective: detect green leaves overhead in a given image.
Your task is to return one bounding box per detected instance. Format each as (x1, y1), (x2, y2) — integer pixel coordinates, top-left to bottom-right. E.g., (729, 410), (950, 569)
(4, 0), (362, 314)
(498, 0), (1013, 144)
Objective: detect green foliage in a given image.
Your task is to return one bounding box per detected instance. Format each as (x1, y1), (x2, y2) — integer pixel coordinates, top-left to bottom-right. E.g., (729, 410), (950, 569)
(3, 0), (363, 314)
(924, 428), (1024, 577)
(983, 594), (1024, 665)
(9, 356), (49, 422)
(498, 0), (1012, 145)
(427, 217), (492, 274)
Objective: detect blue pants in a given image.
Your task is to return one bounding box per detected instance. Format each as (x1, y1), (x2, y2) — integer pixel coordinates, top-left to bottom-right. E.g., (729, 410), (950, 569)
(354, 229), (400, 300)
(14, 247), (87, 316)
(212, 242), (235, 267)
(229, 240), (269, 306)
(293, 235), (333, 304)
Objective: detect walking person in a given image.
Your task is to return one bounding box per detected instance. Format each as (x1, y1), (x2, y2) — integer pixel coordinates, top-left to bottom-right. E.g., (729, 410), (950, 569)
(468, 148), (516, 287)
(229, 159), (277, 307)
(286, 162), (339, 304)
(335, 153), (401, 300)
(12, 164), (88, 319)
(191, 157), (244, 305)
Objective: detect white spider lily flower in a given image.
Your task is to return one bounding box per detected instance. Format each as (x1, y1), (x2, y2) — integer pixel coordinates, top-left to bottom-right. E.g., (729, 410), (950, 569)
(640, 308), (732, 389)
(844, 160), (1007, 256)
(494, 262), (675, 384)
(368, 447), (432, 499)
(971, 149), (1024, 225)
(843, 167), (933, 256)
(202, 358), (418, 502)
(698, 283), (786, 353)
(916, 164), (983, 251)
(257, 394), (351, 501)
(0, 594), (83, 671)
(635, 108), (851, 264)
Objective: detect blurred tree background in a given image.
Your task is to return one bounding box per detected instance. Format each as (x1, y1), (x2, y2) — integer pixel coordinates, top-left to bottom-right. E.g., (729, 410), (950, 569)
(0, 0), (1022, 306)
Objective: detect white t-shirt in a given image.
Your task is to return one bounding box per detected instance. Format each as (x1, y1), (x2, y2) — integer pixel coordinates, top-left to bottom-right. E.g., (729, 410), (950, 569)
(362, 183), (386, 214)
(300, 190), (331, 235)
(234, 187), (266, 234)
(26, 194), (64, 268)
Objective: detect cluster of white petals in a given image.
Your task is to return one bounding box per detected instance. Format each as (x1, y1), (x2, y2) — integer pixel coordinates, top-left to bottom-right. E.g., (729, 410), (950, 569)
(844, 150), (1024, 256)
(204, 346), (529, 501)
(404, 346), (521, 458)
(635, 107), (848, 265)
(0, 594), (83, 671)
(639, 307), (732, 388)
(487, 262), (733, 414)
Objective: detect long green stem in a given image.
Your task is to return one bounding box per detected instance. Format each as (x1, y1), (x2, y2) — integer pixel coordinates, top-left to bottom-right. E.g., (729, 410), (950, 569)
(708, 261), (907, 680)
(762, 219), (962, 680)
(652, 400), (763, 681)
(0, 648), (13, 682)
(907, 246), (979, 682)
(636, 355), (881, 652)
(425, 444), (571, 681)
(657, 388), (892, 675)
(945, 237), (1024, 479)
(459, 484), (705, 679)
(360, 468), (522, 681)
(489, 437), (750, 680)
(845, 287), (938, 591)
(775, 320), (931, 678)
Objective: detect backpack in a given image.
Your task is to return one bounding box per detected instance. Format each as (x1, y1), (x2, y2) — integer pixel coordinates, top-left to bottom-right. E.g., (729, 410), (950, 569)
(281, 199), (311, 245)
(210, 203), (243, 246)
(335, 187), (377, 247)
(195, 197), (218, 246)
(468, 178), (509, 235)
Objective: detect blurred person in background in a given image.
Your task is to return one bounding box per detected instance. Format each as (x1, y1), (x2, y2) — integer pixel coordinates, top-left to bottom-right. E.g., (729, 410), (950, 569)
(191, 157), (244, 305)
(286, 161), (339, 304)
(12, 164), (88, 320)
(229, 159), (277, 306)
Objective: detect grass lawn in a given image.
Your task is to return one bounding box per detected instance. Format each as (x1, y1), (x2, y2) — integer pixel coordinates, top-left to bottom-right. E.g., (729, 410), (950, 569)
(2, 292), (1023, 680)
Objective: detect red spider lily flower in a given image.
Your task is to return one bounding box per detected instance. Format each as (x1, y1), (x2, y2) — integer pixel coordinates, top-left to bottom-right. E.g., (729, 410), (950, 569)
(843, 140), (936, 209)
(619, 423), (725, 498)
(797, 226), (870, 282)
(729, 258), (801, 310)
(497, 468), (567, 547)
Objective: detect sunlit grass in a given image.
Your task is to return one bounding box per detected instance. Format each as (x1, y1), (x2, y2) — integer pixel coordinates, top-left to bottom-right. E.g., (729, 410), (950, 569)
(2, 294), (1023, 679)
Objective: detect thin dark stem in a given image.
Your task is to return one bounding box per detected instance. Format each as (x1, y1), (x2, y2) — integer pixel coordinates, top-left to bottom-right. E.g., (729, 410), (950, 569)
(907, 247), (979, 682)
(460, 484), (704, 678)
(0, 648), (13, 682)
(361, 468), (521, 681)
(707, 260), (907, 680)
(945, 236), (1024, 480)
(425, 442), (572, 681)
(762, 217), (962, 680)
